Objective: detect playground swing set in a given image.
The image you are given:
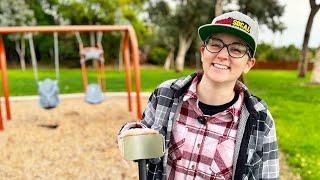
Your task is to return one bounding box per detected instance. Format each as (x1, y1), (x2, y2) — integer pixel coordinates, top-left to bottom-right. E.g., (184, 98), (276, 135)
(0, 25), (142, 129)
(27, 31), (108, 108)
(0, 25), (164, 180)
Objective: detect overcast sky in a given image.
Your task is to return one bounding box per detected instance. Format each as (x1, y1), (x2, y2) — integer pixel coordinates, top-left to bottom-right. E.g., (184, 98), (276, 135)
(259, 0), (320, 48)
(166, 0), (320, 48)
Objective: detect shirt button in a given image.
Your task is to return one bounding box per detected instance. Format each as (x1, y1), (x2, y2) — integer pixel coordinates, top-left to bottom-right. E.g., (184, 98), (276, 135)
(197, 143), (201, 148)
(191, 165), (195, 169)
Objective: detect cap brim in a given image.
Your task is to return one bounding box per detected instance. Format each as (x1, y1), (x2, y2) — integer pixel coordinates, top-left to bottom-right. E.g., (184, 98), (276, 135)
(198, 24), (255, 55)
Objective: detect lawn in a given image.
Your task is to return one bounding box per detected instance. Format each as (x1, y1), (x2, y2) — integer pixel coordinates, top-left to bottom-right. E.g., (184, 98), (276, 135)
(5, 67), (195, 95)
(4, 67), (320, 179)
(246, 70), (320, 179)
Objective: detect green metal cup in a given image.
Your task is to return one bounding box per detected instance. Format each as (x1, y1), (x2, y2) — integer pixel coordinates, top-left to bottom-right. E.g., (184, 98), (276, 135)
(121, 134), (165, 161)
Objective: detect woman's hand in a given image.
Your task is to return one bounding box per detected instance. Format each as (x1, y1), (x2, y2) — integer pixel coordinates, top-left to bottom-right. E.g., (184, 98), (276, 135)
(118, 128), (159, 138)
(117, 128), (159, 165)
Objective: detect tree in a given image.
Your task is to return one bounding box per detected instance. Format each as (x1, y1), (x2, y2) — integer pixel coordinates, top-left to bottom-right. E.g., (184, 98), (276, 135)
(0, 0), (36, 71)
(298, 0), (320, 77)
(118, 0), (149, 43)
(116, 0), (150, 69)
(147, 0), (178, 70)
(55, 0), (118, 48)
(215, 0), (223, 16)
(174, 1), (217, 72)
(56, 0), (149, 66)
(38, 0), (68, 25)
(148, 0), (214, 72)
(311, 47), (320, 84)
(148, 0), (285, 72)
(237, 0), (285, 32)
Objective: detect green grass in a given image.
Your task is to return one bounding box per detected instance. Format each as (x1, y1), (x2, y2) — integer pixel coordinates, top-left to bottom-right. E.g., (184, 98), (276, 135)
(245, 70), (320, 179)
(4, 67), (320, 178)
(6, 67), (195, 95)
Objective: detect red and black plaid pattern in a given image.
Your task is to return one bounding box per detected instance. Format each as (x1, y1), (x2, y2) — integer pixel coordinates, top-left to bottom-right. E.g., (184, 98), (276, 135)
(166, 74), (243, 179)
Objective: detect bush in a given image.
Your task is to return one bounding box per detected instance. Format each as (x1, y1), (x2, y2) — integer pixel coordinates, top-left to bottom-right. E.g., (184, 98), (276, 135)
(149, 47), (168, 65)
(256, 43), (301, 61)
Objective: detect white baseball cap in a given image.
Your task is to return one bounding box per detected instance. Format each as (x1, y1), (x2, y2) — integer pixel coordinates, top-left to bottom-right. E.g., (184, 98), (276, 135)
(198, 11), (259, 56)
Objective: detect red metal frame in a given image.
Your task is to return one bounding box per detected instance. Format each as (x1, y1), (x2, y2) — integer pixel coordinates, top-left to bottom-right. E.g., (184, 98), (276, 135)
(123, 32), (132, 112)
(0, 25), (142, 130)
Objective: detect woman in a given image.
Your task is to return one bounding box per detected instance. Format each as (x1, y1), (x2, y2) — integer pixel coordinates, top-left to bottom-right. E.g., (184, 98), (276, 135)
(119, 11), (279, 180)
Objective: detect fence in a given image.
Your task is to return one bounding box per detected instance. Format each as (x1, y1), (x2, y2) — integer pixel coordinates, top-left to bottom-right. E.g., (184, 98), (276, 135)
(253, 61), (314, 70)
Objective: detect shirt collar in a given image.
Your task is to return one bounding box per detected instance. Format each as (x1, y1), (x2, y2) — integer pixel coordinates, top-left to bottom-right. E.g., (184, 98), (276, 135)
(226, 90), (243, 122)
(182, 72), (202, 102)
(182, 72), (244, 123)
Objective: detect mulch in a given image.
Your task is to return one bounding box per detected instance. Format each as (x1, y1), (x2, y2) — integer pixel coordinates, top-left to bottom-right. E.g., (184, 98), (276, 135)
(0, 96), (148, 179)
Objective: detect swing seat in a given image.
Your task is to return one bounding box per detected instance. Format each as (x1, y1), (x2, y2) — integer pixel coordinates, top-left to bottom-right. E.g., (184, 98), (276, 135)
(85, 83), (104, 104)
(82, 48), (103, 61)
(38, 78), (60, 109)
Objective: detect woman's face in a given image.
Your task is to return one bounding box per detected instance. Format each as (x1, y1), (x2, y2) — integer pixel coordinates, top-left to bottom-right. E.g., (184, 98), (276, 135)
(200, 33), (255, 85)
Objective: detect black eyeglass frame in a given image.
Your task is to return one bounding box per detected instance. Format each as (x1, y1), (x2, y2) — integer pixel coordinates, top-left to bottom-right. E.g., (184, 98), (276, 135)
(204, 37), (252, 58)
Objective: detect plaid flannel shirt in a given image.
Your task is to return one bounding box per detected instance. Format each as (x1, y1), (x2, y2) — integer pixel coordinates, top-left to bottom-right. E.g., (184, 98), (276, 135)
(166, 73), (244, 179)
(136, 72), (279, 180)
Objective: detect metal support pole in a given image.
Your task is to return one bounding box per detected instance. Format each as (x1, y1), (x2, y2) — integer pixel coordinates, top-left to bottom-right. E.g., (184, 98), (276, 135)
(0, 35), (11, 121)
(128, 27), (142, 119)
(123, 32), (132, 112)
(138, 159), (147, 180)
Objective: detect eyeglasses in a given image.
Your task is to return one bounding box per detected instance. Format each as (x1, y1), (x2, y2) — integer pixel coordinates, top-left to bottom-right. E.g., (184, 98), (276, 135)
(205, 38), (251, 58)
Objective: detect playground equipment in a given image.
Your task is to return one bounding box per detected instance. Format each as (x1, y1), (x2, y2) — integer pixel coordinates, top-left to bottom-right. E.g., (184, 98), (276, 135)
(0, 25), (142, 130)
(75, 32), (105, 104)
(120, 134), (165, 180)
(28, 32), (60, 109)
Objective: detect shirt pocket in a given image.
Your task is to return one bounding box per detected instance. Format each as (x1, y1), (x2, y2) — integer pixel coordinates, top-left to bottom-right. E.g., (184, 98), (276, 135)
(210, 139), (235, 177)
(168, 125), (187, 161)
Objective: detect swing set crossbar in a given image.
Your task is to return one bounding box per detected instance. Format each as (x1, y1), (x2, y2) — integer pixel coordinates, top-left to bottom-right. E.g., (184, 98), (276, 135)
(0, 25), (142, 130)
